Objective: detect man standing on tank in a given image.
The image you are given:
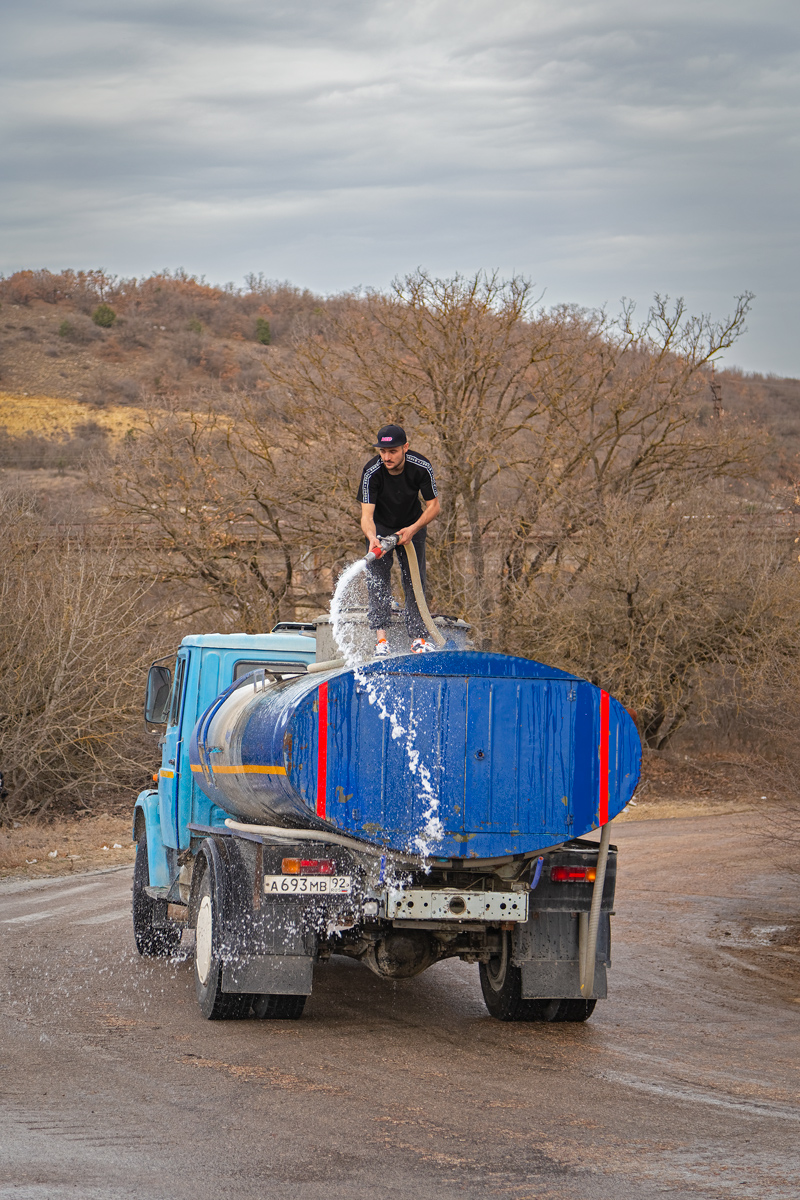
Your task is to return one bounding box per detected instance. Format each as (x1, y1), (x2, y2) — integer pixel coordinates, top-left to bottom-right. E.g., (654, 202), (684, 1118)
(359, 424), (441, 656)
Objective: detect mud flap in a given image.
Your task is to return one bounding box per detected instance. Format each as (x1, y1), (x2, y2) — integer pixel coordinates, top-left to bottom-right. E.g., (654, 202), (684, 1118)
(520, 959), (607, 999)
(222, 955), (313, 995)
(515, 910), (610, 999)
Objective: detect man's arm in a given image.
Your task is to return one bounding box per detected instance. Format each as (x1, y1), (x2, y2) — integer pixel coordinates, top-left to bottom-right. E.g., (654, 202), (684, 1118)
(360, 503), (381, 553)
(395, 496), (440, 546)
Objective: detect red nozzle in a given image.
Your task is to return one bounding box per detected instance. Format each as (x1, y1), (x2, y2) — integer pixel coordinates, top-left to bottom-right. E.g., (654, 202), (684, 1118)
(366, 535), (397, 563)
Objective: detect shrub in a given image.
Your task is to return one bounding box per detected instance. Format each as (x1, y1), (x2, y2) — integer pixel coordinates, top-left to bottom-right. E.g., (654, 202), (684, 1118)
(188, 317), (202, 334)
(92, 303), (117, 328)
(57, 313), (101, 344)
(0, 490), (156, 818)
(256, 317), (271, 345)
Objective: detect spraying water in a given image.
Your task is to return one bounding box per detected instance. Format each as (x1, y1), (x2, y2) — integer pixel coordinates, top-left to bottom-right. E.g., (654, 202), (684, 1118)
(330, 558), (369, 667)
(328, 555), (443, 857)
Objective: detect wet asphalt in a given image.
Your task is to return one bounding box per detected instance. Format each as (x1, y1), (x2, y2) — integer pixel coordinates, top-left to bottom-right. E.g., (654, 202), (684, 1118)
(1, 811), (799, 1200)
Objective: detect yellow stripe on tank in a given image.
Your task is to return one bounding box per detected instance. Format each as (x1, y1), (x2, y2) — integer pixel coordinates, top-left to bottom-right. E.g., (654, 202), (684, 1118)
(190, 763), (286, 776)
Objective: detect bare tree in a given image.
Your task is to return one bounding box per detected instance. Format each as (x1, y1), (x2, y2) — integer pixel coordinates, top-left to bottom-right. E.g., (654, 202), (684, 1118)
(495, 293), (756, 644)
(0, 490), (156, 819)
(508, 490), (800, 748)
(262, 273), (754, 644)
(263, 272), (557, 630)
(92, 397), (361, 631)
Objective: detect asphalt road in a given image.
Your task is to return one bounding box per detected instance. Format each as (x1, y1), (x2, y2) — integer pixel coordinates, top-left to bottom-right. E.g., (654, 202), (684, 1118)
(1, 811), (799, 1200)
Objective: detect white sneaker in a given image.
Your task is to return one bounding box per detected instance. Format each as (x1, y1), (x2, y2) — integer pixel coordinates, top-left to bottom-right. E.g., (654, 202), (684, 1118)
(374, 638), (390, 658)
(411, 638), (435, 653)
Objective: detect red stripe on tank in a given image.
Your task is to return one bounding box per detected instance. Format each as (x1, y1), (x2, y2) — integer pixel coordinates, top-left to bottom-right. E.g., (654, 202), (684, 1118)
(316, 681), (328, 819)
(599, 690), (610, 825)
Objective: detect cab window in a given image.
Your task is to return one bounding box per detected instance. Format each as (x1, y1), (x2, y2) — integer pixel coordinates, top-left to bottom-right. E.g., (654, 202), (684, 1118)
(168, 657), (187, 726)
(233, 659), (307, 682)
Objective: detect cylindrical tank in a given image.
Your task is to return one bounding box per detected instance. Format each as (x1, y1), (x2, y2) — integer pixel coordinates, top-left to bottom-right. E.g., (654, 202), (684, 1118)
(188, 651), (641, 860)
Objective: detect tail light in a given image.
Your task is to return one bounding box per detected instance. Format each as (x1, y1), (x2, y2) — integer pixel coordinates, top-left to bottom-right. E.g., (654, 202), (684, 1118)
(282, 858), (335, 875)
(550, 865), (597, 883)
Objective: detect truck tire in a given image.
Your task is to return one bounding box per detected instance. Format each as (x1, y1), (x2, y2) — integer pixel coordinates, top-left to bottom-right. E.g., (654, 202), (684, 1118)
(133, 834), (182, 958)
(480, 932), (548, 1021)
(252, 994), (307, 1020)
(546, 998), (597, 1022)
(479, 934), (597, 1022)
(193, 865), (250, 1020)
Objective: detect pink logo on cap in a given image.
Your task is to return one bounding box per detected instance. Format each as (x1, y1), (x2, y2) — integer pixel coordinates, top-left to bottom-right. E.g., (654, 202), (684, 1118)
(381, 436), (393, 442)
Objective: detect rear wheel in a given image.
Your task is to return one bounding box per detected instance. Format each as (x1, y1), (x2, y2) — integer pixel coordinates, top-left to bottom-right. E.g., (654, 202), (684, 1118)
(132, 834), (182, 958)
(546, 998), (596, 1022)
(479, 934), (597, 1023)
(194, 866), (250, 1020)
(480, 933), (547, 1021)
(252, 994), (307, 1020)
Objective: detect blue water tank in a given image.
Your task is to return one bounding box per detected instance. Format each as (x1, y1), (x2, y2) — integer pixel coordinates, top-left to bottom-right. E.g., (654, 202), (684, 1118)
(189, 651), (641, 860)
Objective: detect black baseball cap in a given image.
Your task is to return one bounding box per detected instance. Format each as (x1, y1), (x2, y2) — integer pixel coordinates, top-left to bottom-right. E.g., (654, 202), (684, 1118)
(374, 424), (407, 448)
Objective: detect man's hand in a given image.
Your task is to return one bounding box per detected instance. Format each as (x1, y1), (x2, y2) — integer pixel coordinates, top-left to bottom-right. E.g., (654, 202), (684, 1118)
(368, 535), (382, 553)
(395, 527), (414, 546)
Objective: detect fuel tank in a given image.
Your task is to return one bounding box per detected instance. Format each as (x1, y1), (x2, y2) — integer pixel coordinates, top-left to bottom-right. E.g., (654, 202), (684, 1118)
(188, 651), (641, 860)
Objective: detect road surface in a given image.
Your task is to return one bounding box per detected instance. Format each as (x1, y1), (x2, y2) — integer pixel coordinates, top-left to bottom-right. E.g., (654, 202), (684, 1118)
(1, 811), (798, 1199)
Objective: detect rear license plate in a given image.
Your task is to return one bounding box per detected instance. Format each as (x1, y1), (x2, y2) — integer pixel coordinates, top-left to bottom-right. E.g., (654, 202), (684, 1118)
(263, 875), (352, 895)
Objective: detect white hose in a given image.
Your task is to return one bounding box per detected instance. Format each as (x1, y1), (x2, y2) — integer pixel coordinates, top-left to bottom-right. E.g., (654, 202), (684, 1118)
(307, 658), (345, 673)
(403, 539), (446, 647)
(580, 822), (611, 997)
(224, 818), (415, 861)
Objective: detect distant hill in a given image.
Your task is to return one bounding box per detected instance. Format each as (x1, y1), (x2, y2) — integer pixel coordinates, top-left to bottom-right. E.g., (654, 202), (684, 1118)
(0, 268), (326, 408)
(1, 268), (798, 501)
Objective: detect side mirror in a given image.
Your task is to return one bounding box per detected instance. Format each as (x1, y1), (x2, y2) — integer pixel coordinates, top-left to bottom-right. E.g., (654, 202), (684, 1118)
(144, 664), (172, 732)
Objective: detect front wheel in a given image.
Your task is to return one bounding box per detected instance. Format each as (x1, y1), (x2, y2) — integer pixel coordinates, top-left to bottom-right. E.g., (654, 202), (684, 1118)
(479, 935), (597, 1023)
(132, 834), (182, 958)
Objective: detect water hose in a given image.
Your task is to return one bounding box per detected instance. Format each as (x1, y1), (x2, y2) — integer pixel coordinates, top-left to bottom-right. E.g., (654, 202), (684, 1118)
(580, 821), (612, 997)
(367, 534), (445, 648)
(308, 658), (345, 673)
(403, 539), (446, 647)
(224, 818), (418, 864)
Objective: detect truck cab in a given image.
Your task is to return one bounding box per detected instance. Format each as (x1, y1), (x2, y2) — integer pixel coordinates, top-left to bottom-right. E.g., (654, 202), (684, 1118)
(134, 632), (316, 892)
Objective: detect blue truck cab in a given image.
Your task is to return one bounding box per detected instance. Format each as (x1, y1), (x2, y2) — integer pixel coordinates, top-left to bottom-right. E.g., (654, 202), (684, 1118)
(133, 632), (316, 891)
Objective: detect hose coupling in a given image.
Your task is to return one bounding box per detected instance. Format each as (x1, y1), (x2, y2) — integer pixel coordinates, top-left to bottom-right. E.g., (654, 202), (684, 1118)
(365, 534), (399, 562)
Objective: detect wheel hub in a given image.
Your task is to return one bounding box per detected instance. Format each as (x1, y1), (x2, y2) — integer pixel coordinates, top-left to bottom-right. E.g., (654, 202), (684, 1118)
(485, 934), (509, 992)
(195, 894), (213, 985)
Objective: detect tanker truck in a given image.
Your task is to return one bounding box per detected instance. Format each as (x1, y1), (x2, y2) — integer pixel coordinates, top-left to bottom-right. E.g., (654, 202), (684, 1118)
(132, 615), (640, 1022)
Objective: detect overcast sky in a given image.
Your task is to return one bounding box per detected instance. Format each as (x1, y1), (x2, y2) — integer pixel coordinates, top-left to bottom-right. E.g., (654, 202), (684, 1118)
(2, 0), (798, 374)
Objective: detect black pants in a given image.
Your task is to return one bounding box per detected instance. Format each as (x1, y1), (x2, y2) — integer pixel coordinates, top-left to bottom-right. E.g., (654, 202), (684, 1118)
(365, 528), (428, 639)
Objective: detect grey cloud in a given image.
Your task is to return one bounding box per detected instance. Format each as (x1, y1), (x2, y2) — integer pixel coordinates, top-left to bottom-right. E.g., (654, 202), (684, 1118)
(1, 0), (798, 372)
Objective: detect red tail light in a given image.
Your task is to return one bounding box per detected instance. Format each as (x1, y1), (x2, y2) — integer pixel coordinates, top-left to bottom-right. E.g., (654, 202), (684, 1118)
(550, 865), (597, 883)
(282, 858), (335, 875)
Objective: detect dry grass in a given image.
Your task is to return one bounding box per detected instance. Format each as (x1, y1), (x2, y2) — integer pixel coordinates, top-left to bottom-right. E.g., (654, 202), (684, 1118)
(0, 812), (135, 879)
(0, 392), (154, 439)
(616, 748), (763, 821)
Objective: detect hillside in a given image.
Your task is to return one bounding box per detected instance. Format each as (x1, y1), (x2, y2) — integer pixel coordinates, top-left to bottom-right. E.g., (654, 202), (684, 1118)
(0, 269), (326, 408)
(1, 268), (798, 528)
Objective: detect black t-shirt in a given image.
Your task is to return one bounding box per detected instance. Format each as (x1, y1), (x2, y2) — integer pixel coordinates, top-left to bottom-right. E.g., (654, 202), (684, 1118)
(358, 451), (437, 532)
